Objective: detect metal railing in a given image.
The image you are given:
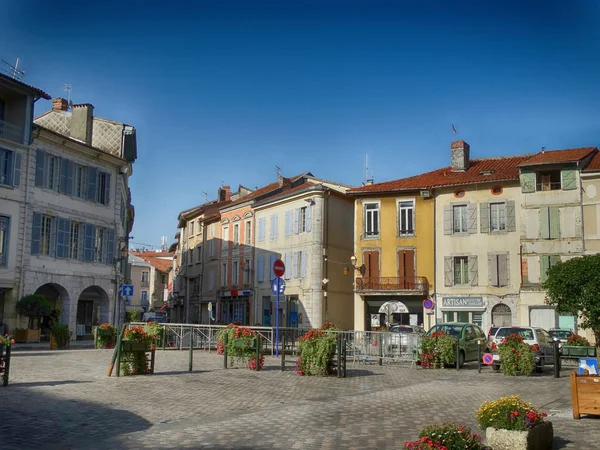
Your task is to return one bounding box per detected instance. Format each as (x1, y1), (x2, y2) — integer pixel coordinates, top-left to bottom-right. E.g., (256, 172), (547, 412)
(356, 277), (429, 292)
(0, 120), (23, 143)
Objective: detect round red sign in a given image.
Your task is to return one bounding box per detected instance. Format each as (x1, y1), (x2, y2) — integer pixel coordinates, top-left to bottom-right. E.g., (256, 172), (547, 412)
(273, 259), (285, 278)
(483, 353), (494, 365)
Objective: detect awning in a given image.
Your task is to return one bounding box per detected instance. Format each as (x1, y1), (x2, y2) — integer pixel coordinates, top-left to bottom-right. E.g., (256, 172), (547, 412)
(378, 301), (409, 315)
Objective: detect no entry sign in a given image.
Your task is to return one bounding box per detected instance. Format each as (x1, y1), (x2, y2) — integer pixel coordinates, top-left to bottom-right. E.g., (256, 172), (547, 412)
(273, 259), (285, 278)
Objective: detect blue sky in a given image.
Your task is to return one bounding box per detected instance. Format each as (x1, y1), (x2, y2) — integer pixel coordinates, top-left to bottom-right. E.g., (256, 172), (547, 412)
(3, 1), (600, 249)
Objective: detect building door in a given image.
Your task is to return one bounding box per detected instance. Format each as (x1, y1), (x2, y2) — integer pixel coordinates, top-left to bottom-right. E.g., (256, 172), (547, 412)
(398, 249), (415, 289)
(491, 303), (512, 327)
(363, 251), (380, 290)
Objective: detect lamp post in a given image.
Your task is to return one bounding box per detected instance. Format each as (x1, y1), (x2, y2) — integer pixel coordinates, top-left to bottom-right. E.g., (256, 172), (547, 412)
(112, 243), (129, 325)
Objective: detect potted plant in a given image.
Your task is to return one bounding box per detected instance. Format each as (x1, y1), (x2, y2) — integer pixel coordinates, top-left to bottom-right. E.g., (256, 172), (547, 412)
(419, 330), (457, 368)
(93, 323), (117, 349)
(49, 323), (71, 350)
(216, 324), (264, 371)
(294, 322), (338, 376)
(561, 334), (597, 358)
(496, 333), (536, 376)
(405, 422), (485, 449)
(14, 295), (51, 343)
(476, 395), (552, 450)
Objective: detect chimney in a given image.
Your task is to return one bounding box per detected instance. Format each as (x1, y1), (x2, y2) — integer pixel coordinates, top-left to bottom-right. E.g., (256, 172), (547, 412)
(52, 98), (69, 112)
(218, 185), (231, 202)
(451, 140), (470, 171)
(278, 176), (290, 187)
(71, 103), (94, 145)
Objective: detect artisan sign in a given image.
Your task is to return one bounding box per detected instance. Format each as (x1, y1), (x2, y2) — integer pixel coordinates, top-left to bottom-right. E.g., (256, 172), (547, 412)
(442, 297), (484, 308)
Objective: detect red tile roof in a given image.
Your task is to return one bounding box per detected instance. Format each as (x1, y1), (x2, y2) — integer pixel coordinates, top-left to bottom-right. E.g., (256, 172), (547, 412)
(583, 152), (600, 172)
(134, 251), (174, 258)
(518, 147), (597, 167)
(348, 155), (534, 194)
(143, 256), (173, 273)
(222, 173), (309, 209)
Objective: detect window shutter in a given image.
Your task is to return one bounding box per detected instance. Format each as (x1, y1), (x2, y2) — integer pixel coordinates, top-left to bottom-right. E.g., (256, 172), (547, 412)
(293, 209), (300, 234)
(31, 212), (42, 255)
(469, 255), (478, 286)
(106, 228), (115, 265)
(258, 218), (265, 242)
(550, 254), (561, 268)
(60, 159), (68, 193)
(520, 172), (535, 193)
(549, 207), (560, 239)
(539, 207), (550, 239)
(443, 205), (453, 235)
(306, 205), (312, 232)
(13, 151), (21, 186)
(56, 217), (69, 258)
(561, 169), (576, 190)
(78, 223), (85, 261)
(84, 223), (96, 262)
(284, 252), (291, 279)
(292, 252), (299, 278)
(480, 203), (490, 233)
(257, 255), (264, 282)
(498, 253), (508, 287)
(467, 203), (478, 234)
(86, 167), (98, 201)
(444, 256), (453, 286)
(301, 250), (307, 278)
(35, 150), (46, 187)
(65, 160), (74, 196)
(49, 218), (57, 258)
(104, 172), (111, 205)
(284, 210), (292, 236)
(269, 214), (274, 240)
(505, 200), (516, 232)
(540, 256), (550, 283)
(488, 253), (498, 287)
(209, 271), (215, 290)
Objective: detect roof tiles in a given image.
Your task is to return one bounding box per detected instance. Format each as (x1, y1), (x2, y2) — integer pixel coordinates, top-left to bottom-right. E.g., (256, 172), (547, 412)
(583, 152), (600, 172)
(518, 147), (596, 167)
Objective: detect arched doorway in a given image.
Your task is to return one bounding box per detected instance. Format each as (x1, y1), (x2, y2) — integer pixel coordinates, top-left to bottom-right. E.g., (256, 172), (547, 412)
(492, 303), (512, 327)
(34, 283), (70, 333)
(76, 286), (109, 340)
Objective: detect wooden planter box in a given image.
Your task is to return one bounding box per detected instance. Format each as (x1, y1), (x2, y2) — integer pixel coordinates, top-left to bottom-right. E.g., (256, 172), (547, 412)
(571, 371), (600, 419)
(121, 341), (148, 352)
(486, 422), (553, 450)
(14, 328), (41, 344)
(562, 346), (597, 358)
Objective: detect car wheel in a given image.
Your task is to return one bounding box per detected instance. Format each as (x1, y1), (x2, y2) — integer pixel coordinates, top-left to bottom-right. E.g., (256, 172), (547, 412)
(535, 357), (545, 373)
(458, 350), (465, 368)
(492, 364), (500, 372)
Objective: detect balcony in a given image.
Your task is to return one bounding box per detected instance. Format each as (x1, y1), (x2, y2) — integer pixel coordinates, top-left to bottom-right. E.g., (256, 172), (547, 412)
(355, 277), (429, 293)
(0, 119), (23, 143)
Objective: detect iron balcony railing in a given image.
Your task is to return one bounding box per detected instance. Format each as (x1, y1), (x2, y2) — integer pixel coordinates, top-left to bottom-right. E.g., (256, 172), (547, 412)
(355, 276), (429, 292)
(0, 120), (23, 143)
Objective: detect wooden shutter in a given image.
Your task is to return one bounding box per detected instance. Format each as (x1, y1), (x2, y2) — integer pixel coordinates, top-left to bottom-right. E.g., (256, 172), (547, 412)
(498, 253), (508, 287)
(258, 218), (265, 242)
(269, 254), (276, 280)
(56, 217), (69, 258)
(31, 212), (42, 255)
(550, 254), (561, 268)
(443, 205), (453, 235)
(306, 205), (312, 232)
(292, 251), (299, 278)
(65, 160), (74, 196)
(469, 255), (479, 286)
(60, 159), (68, 193)
(549, 207), (560, 239)
(104, 172), (111, 205)
(284, 252), (291, 279)
(480, 203), (490, 233)
(78, 223), (85, 261)
(444, 256), (453, 286)
(84, 223), (96, 262)
(398, 249), (415, 288)
(301, 250), (307, 278)
(284, 210), (293, 236)
(540, 256), (550, 283)
(269, 214), (275, 240)
(86, 167), (98, 201)
(13, 151), (21, 186)
(35, 150), (46, 187)
(488, 253), (498, 286)
(520, 172), (535, 193)
(293, 209), (300, 234)
(106, 228), (115, 265)
(273, 213), (278, 239)
(505, 200), (516, 232)
(364, 251), (379, 280)
(561, 169), (576, 190)
(257, 255), (264, 282)
(467, 203), (478, 234)
(539, 207), (550, 239)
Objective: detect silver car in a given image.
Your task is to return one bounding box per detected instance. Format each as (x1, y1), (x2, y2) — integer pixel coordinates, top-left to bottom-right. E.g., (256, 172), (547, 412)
(490, 326), (556, 372)
(387, 325), (424, 353)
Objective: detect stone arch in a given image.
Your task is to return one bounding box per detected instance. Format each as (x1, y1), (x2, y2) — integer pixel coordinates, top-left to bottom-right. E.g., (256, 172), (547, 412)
(34, 283), (71, 326)
(242, 211), (253, 219)
(76, 286), (110, 340)
(491, 303), (512, 327)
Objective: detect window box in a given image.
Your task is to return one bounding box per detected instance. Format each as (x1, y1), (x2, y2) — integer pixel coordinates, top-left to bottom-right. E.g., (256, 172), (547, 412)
(561, 345), (597, 358)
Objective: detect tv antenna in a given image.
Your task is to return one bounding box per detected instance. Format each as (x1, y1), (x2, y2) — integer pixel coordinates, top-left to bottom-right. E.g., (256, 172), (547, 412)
(202, 191), (208, 202)
(0, 58), (25, 80)
(452, 124), (457, 136)
(365, 154), (373, 184)
(275, 165), (282, 178)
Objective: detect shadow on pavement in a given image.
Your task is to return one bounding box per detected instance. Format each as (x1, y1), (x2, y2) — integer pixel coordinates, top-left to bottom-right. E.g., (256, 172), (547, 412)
(553, 436), (574, 449)
(10, 380), (92, 387)
(153, 370), (208, 376)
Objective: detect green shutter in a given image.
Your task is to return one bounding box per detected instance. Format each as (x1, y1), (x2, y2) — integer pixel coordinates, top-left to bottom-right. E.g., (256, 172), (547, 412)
(520, 172), (535, 193)
(540, 256), (550, 283)
(539, 207), (550, 239)
(549, 254), (561, 268)
(549, 207), (560, 239)
(561, 169), (576, 190)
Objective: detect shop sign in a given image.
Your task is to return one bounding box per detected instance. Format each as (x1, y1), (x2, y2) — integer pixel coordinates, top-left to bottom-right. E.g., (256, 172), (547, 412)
(442, 297), (484, 308)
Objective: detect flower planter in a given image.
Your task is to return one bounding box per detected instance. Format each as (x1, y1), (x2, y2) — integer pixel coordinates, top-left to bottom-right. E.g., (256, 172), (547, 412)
(571, 371), (600, 419)
(561, 346), (597, 358)
(486, 422), (553, 450)
(121, 341), (148, 352)
(14, 328), (41, 344)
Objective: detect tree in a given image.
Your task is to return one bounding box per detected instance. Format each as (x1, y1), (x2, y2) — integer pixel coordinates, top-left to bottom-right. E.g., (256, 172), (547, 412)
(543, 255), (600, 346)
(16, 295), (51, 329)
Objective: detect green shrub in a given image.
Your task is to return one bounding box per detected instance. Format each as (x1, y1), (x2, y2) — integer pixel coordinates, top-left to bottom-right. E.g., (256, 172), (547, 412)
(50, 323), (71, 348)
(409, 423), (484, 450)
(419, 330), (457, 368)
(295, 322), (338, 376)
(16, 295), (51, 329)
(476, 395), (548, 431)
(497, 334), (535, 376)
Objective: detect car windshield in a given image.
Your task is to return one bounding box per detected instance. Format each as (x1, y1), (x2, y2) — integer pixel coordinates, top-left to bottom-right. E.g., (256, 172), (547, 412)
(495, 327), (534, 341)
(549, 330), (572, 339)
(427, 324), (463, 338)
(390, 326), (414, 334)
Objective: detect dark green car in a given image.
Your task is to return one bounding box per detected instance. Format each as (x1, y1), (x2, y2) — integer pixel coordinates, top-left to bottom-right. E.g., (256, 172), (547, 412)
(425, 322), (489, 367)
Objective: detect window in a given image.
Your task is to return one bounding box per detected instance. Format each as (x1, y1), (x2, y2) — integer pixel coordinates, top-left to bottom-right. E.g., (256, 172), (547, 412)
(222, 226), (229, 250)
(160, 274), (166, 284)
(398, 201), (414, 235)
(210, 223), (215, 236)
(0, 216), (9, 266)
(69, 222), (80, 259)
(245, 221), (252, 244)
(293, 251), (307, 278)
(208, 239), (215, 258)
(243, 259), (251, 284)
(453, 256), (469, 285)
(299, 207), (307, 233)
(454, 189), (465, 198)
(491, 186), (503, 195)
(489, 202), (506, 232)
(540, 255), (561, 282)
(536, 171), (561, 191)
(97, 171), (110, 205)
(95, 228), (105, 262)
(232, 261), (238, 285)
(453, 205), (467, 233)
(141, 291), (149, 305)
(190, 221), (195, 235)
(221, 262), (227, 286)
(74, 165), (86, 198)
(47, 155), (60, 191)
(0, 148), (19, 186)
(540, 207), (560, 239)
(489, 253), (509, 287)
(141, 271), (149, 283)
(40, 215), (53, 256)
(364, 203), (379, 237)
(233, 223), (239, 245)
(196, 245), (202, 263)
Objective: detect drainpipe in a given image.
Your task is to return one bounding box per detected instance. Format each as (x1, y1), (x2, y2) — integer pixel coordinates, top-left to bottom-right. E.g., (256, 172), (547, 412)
(578, 162), (586, 255)
(322, 191), (330, 325)
(432, 193), (437, 329)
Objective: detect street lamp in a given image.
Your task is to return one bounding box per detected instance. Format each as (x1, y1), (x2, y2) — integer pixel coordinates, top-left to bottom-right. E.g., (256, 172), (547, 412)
(112, 239), (131, 325)
(347, 255), (366, 276)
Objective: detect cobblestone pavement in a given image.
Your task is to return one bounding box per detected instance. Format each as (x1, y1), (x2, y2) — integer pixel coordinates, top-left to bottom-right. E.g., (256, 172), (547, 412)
(1, 349), (598, 449)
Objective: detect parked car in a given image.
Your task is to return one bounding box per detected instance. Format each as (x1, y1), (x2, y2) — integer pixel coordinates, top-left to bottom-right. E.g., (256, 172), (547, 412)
(387, 325), (425, 353)
(425, 322), (489, 367)
(490, 326), (556, 372)
(548, 329), (574, 348)
(487, 326), (500, 344)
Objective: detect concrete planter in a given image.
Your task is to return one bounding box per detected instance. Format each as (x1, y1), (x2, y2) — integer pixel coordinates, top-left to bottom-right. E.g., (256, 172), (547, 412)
(486, 422), (553, 450)
(562, 346), (597, 357)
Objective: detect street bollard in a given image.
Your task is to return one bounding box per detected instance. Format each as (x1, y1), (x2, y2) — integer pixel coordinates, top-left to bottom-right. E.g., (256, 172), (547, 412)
(162, 328), (167, 350)
(337, 335), (342, 378)
(2, 345), (11, 386)
(455, 341), (460, 371)
(477, 340), (482, 374)
(281, 335), (286, 371)
(553, 340), (560, 378)
(189, 331), (193, 372)
(342, 338), (347, 378)
(223, 333), (228, 369)
(256, 334), (261, 371)
(378, 334), (383, 366)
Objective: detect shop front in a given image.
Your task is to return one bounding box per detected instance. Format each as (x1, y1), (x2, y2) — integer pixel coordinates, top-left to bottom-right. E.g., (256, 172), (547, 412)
(363, 295), (425, 331)
(438, 296), (486, 329)
(220, 289), (252, 325)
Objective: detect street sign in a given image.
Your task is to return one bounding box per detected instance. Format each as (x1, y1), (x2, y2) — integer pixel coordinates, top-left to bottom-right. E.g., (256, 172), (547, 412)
(121, 285), (134, 297)
(208, 302), (213, 312)
(271, 277), (286, 295)
(423, 298), (434, 310)
(483, 353), (494, 365)
(273, 259), (285, 278)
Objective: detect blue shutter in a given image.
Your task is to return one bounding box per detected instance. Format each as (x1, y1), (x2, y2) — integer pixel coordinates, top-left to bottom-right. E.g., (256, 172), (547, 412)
(65, 160), (74, 196)
(104, 172), (111, 205)
(284, 210), (292, 237)
(306, 205), (312, 233)
(257, 255), (264, 282)
(78, 223), (85, 261)
(35, 150), (46, 187)
(301, 250), (307, 278)
(56, 217), (70, 258)
(13, 151), (21, 186)
(292, 252), (299, 278)
(258, 217), (265, 242)
(293, 209), (300, 234)
(84, 223), (96, 262)
(106, 228), (115, 264)
(59, 159), (68, 193)
(284, 252), (292, 280)
(49, 217), (56, 258)
(269, 214), (275, 240)
(86, 167), (98, 201)
(273, 213), (278, 239)
(269, 254), (276, 280)
(31, 212), (42, 255)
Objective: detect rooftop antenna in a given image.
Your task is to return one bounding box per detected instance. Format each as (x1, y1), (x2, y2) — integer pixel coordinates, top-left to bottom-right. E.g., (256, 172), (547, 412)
(202, 191), (208, 202)
(0, 58), (25, 80)
(541, 146), (545, 154)
(365, 154), (374, 185)
(275, 165), (282, 178)
(452, 124), (457, 136)
(64, 84), (73, 109)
